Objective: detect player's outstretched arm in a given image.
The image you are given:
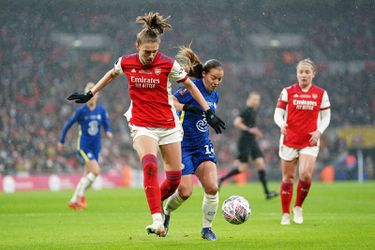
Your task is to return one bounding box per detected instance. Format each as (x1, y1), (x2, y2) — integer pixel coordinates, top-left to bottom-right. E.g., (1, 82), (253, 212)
(172, 96), (203, 115)
(182, 78), (226, 133)
(67, 68), (118, 103)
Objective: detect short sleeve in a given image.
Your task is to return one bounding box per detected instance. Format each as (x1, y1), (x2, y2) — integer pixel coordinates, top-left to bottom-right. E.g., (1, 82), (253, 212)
(320, 91), (331, 110)
(113, 57), (124, 75)
(168, 61), (188, 83)
(276, 88), (288, 109)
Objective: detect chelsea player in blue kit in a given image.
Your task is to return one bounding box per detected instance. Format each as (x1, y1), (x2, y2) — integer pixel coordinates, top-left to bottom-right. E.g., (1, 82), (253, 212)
(163, 47), (225, 240)
(58, 82), (112, 210)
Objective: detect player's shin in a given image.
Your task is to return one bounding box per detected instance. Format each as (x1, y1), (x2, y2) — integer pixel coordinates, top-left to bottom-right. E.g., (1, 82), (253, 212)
(295, 179), (311, 207)
(280, 182), (293, 214)
(142, 154), (162, 221)
(202, 192), (219, 228)
(78, 172), (97, 196)
(160, 170), (182, 202)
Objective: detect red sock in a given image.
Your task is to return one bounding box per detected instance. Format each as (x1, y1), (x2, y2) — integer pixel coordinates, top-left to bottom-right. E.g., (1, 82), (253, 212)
(142, 154), (161, 214)
(160, 170), (182, 202)
(295, 179), (311, 207)
(280, 182), (293, 214)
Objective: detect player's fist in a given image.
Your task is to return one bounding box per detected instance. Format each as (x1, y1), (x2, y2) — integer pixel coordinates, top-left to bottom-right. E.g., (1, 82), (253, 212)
(57, 142), (64, 152)
(183, 104), (203, 115)
(67, 90), (93, 103)
(106, 131), (113, 139)
(205, 109), (226, 134)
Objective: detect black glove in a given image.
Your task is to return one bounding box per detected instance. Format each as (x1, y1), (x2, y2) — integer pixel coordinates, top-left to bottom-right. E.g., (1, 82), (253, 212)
(183, 104), (203, 115)
(205, 109), (226, 134)
(67, 90), (94, 103)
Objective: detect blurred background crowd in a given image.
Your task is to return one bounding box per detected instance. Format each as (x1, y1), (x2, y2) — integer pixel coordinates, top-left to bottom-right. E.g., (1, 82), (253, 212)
(1, 0), (374, 180)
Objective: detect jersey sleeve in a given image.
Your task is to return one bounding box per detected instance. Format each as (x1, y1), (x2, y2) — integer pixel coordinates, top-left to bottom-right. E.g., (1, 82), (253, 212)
(102, 108), (112, 132)
(113, 57), (124, 75)
(59, 109), (80, 144)
(320, 91), (331, 110)
(168, 61), (188, 83)
(174, 86), (193, 104)
(276, 88), (288, 110)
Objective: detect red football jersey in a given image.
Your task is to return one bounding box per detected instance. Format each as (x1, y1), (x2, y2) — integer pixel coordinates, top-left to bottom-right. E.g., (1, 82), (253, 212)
(276, 83), (330, 148)
(114, 52), (188, 128)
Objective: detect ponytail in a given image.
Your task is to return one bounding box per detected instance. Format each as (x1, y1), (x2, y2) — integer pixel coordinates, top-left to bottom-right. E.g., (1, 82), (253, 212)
(136, 12), (172, 44)
(176, 46), (223, 78)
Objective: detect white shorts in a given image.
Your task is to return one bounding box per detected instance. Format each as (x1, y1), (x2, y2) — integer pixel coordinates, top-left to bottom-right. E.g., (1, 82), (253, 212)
(279, 144), (319, 161)
(128, 123), (183, 146)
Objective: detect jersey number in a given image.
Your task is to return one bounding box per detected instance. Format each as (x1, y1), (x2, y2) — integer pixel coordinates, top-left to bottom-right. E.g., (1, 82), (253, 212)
(88, 121), (99, 136)
(204, 144), (214, 155)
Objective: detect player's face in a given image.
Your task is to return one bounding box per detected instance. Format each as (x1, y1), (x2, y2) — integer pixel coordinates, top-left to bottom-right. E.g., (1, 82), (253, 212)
(202, 68), (224, 92)
(247, 95), (260, 109)
(297, 63), (315, 88)
(136, 42), (159, 65)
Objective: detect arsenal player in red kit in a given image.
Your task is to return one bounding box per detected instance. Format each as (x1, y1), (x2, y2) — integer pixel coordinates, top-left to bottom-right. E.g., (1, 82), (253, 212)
(67, 12), (225, 236)
(274, 59), (331, 225)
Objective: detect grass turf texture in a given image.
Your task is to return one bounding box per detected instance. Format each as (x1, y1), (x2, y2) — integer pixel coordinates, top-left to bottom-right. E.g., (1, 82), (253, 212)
(1, 182), (374, 249)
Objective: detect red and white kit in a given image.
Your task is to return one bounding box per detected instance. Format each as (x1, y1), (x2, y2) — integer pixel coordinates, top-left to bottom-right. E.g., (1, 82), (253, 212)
(114, 52), (188, 144)
(276, 83), (331, 159)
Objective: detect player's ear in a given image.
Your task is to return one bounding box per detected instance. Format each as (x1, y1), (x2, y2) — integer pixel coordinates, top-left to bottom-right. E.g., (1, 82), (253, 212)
(135, 42), (140, 51)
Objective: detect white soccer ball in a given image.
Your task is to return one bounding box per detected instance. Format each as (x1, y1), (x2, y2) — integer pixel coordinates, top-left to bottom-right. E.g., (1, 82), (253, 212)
(222, 195), (251, 224)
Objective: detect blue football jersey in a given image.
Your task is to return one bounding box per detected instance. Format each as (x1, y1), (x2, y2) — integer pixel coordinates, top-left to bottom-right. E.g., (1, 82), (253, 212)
(59, 104), (111, 152)
(174, 78), (219, 149)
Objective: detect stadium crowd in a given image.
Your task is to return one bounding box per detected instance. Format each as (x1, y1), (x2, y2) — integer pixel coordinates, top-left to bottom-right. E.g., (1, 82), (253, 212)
(0, 0), (374, 178)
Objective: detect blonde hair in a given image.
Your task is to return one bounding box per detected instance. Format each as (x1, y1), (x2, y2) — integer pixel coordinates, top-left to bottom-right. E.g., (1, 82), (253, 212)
(176, 45), (222, 78)
(136, 12), (172, 44)
(296, 58), (317, 74)
(84, 82), (95, 93)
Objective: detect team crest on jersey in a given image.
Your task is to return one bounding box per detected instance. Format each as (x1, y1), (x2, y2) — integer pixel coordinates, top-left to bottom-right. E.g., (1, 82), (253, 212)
(154, 67), (162, 75)
(312, 94), (318, 99)
(179, 88), (188, 95)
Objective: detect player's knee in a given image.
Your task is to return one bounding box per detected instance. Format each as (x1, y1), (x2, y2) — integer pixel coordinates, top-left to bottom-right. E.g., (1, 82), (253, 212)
(178, 188), (192, 200)
(299, 173), (311, 182)
(204, 185), (218, 195)
(282, 175), (295, 183)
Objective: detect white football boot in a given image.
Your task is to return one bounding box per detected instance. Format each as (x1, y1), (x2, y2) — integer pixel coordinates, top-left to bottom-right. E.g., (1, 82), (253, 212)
(293, 206), (303, 224)
(281, 213), (291, 225)
(146, 222), (167, 237)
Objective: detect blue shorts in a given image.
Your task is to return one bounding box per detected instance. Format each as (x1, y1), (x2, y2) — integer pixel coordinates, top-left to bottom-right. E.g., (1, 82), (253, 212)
(76, 147), (100, 163)
(181, 143), (217, 175)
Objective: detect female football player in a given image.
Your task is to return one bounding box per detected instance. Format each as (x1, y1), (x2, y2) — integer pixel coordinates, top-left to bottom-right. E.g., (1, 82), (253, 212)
(58, 82), (112, 211)
(274, 59), (331, 225)
(67, 13), (225, 236)
(163, 46), (224, 240)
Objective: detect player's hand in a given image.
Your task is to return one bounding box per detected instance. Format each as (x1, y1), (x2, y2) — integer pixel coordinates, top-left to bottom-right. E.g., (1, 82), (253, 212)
(183, 104), (203, 115)
(309, 131), (321, 145)
(205, 109), (226, 134)
(280, 124), (287, 136)
(67, 90), (94, 103)
(106, 131), (113, 139)
(57, 143), (64, 152)
(248, 127), (263, 138)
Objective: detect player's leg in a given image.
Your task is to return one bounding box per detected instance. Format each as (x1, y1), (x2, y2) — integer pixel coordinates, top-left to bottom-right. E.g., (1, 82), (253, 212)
(68, 150), (99, 210)
(253, 156), (278, 199)
(293, 152), (317, 224)
(159, 141), (182, 202)
(218, 138), (249, 187)
(163, 174), (193, 234)
(196, 161), (219, 241)
(133, 135), (164, 235)
(280, 159), (297, 224)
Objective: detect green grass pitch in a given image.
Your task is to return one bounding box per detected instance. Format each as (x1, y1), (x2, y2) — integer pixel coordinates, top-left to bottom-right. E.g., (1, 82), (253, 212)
(1, 182), (374, 249)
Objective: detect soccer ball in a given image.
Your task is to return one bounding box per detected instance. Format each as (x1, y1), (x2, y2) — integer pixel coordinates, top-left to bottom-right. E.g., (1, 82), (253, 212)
(222, 195), (251, 224)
